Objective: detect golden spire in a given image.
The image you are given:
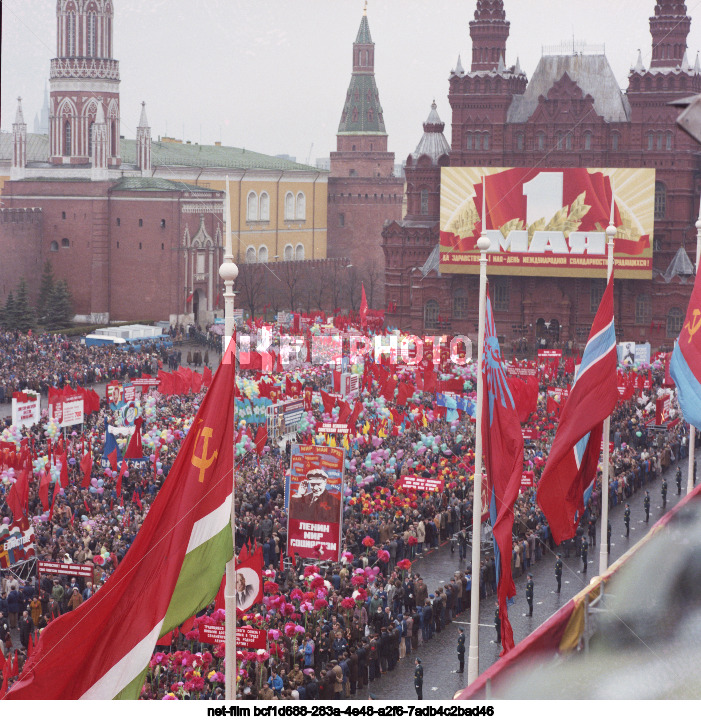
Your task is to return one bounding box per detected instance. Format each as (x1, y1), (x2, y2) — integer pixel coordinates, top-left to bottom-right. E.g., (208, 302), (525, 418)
(363, 1), (367, 16)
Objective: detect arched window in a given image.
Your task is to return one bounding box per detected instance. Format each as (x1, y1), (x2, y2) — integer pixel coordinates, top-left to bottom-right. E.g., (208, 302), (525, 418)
(516, 133), (524, 151)
(295, 243), (305, 261)
(50, 241), (59, 252)
(536, 132), (545, 151)
(64, 121), (72, 156)
(453, 287), (468, 319)
(245, 246), (256, 263)
(583, 132), (592, 151)
(283, 244), (293, 261)
(635, 294), (651, 325)
(424, 300), (440, 329)
(611, 133), (619, 151)
(483, 132), (490, 150)
(666, 132), (673, 151)
(654, 182), (666, 220)
(565, 134), (572, 151)
(61, 238), (70, 248)
(647, 132), (654, 151)
(295, 192), (306, 220)
(246, 191), (258, 221)
(420, 189), (429, 215)
(67, 11), (76, 55)
(259, 192), (270, 221)
(474, 134), (482, 151)
(111, 120), (116, 157)
(556, 132), (563, 151)
(465, 133), (472, 150)
(87, 12), (97, 57)
(284, 192), (294, 220)
(667, 307), (684, 337)
(258, 245), (268, 263)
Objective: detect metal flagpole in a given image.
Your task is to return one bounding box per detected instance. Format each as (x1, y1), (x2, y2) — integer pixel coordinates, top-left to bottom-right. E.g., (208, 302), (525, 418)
(687, 198), (701, 496)
(467, 178), (491, 685)
(220, 176), (239, 699)
(598, 185), (616, 576)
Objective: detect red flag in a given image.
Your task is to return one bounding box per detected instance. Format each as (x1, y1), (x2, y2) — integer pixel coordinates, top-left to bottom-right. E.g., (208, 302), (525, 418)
(116, 460), (128, 498)
(7, 467), (30, 522)
(537, 276), (618, 545)
(321, 390), (336, 415)
(58, 452), (69, 488)
(481, 291), (524, 656)
(132, 490), (142, 510)
(39, 469), (51, 509)
(107, 448), (118, 473)
(124, 418), (144, 460)
(214, 574), (225, 611)
(202, 366), (213, 387)
(185, 292), (194, 304)
(254, 425), (267, 456)
(359, 283), (368, 327)
(191, 372), (203, 394)
(80, 452), (92, 488)
(348, 402), (363, 428)
(84, 499), (90, 515)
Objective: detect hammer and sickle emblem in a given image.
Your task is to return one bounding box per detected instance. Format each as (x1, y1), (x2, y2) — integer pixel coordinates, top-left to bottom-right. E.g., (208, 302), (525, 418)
(684, 308), (701, 343)
(191, 425), (218, 483)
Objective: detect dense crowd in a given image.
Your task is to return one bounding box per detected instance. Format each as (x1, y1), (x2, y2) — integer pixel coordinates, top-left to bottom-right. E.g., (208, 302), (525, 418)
(0, 329), (693, 700)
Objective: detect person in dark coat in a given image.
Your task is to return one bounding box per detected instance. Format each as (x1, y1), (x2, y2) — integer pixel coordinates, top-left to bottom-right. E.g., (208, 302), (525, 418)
(525, 573), (534, 616)
(19, 609), (33, 649)
(555, 554), (563, 593)
(494, 602), (501, 645)
(624, 503), (631, 537)
(644, 491), (651, 522)
(414, 657), (423, 700)
(456, 627), (465, 673)
(581, 537), (589, 574)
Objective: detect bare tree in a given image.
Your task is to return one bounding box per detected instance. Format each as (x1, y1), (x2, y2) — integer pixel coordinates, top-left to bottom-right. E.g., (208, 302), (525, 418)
(360, 260), (382, 309)
(236, 263), (266, 318)
(345, 265), (361, 311)
(279, 261), (302, 311)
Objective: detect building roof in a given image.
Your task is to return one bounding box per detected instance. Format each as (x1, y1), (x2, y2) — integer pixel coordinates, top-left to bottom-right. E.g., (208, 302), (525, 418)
(419, 244), (441, 277)
(507, 54), (631, 123)
(111, 177), (219, 193)
(337, 73), (387, 135)
(355, 14), (373, 44)
(410, 102), (451, 163)
(0, 132), (320, 173)
(663, 245), (695, 282)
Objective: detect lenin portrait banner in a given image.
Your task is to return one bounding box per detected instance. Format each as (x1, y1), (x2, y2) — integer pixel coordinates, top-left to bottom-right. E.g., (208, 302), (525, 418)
(286, 444), (344, 562)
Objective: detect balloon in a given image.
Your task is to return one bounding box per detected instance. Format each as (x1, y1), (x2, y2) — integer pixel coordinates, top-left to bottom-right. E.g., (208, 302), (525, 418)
(91, 479), (98, 488)
(2, 517), (9, 524)
(97, 479), (104, 487)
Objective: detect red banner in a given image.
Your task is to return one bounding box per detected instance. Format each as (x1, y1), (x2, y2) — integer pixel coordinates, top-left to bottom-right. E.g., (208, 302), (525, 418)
(399, 475), (444, 493)
(520, 471), (535, 488)
(537, 350), (563, 360)
(38, 561), (92, 578)
(200, 624), (225, 645)
(318, 423), (350, 435)
(656, 395), (672, 425)
(287, 444), (344, 562)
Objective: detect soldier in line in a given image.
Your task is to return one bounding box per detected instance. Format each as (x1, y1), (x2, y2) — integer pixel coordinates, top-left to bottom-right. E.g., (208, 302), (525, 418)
(581, 537), (588, 574)
(456, 627), (465, 673)
(525, 573), (534, 617)
(676, 466), (682, 495)
(494, 602), (501, 646)
(414, 658), (423, 700)
(661, 478), (668, 509)
(644, 490), (651, 523)
(624, 504), (631, 537)
(555, 554), (563, 593)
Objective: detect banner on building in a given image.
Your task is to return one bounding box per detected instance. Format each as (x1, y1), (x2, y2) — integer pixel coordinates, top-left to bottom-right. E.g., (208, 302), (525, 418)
(399, 475), (444, 493)
(0, 523), (36, 568)
(11, 391), (41, 429)
(287, 444), (344, 562)
(440, 167), (655, 278)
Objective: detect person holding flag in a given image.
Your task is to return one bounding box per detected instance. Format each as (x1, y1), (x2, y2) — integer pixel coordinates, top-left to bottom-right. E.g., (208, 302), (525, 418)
(537, 276), (619, 546)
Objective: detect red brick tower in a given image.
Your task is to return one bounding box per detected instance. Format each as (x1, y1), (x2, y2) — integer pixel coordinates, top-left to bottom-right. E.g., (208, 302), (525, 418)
(469, 0), (510, 72)
(327, 8), (403, 306)
(649, 0), (691, 68)
(50, 0), (120, 167)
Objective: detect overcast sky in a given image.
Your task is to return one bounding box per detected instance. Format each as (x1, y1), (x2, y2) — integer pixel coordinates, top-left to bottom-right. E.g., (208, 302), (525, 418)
(3, 0), (701, 164)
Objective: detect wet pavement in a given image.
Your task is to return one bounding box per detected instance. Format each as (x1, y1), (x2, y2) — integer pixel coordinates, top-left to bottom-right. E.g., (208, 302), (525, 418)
(362, 452), (697, 702)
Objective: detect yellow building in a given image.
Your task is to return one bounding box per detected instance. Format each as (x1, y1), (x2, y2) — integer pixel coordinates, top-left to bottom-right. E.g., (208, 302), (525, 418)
(0, 133), (328, 266)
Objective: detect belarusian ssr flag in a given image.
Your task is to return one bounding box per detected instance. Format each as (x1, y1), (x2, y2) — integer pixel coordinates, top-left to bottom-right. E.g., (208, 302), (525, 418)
(5, 352), (235, 700)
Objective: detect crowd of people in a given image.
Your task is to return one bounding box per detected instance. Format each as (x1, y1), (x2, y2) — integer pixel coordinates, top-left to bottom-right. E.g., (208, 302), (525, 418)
(0, 327), (693, 700)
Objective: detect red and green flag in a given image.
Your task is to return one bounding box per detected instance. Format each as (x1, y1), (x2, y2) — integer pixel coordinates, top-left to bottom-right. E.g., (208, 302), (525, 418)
(4, 349), (236, 700)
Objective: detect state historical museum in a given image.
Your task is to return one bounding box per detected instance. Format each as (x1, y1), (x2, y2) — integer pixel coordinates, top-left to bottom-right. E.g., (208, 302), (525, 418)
(383, 0), (701, 352)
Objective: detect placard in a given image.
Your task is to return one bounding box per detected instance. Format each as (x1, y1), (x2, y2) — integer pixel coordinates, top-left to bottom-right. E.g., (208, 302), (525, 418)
(11, 391), (41, 428)
(38, 560), (93, 578)
(399, 475), (444, 493)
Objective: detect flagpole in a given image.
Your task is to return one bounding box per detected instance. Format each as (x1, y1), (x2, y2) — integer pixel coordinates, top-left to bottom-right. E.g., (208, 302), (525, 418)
(220, 176), (239, 700)
(468, 179), (491, 685)
(598, 186), (616, 576)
